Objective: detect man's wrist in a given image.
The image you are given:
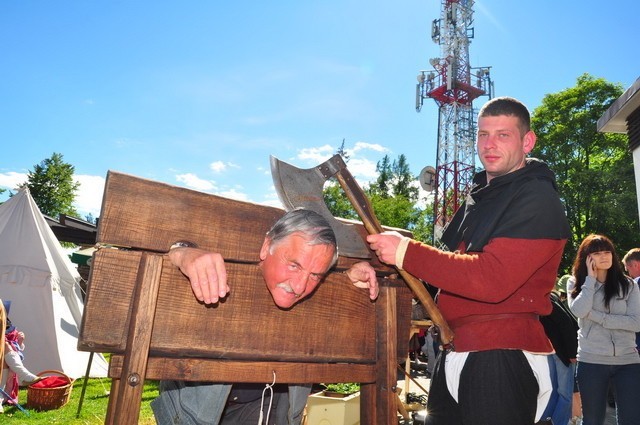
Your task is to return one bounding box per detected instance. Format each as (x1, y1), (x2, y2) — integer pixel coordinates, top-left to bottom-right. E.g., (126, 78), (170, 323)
(169, 240), (198, 250)
(395, 237), (410, 270)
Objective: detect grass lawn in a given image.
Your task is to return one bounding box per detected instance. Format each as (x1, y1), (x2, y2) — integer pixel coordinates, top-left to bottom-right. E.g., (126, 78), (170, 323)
(1, 376), (159, 424)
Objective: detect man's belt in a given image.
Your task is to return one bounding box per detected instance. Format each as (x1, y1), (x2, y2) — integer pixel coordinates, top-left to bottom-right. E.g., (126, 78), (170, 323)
(448, 313), (539, 330)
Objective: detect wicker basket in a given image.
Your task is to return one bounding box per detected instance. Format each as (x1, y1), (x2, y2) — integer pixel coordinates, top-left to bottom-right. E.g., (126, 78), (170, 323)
(27, 370), (74, 411)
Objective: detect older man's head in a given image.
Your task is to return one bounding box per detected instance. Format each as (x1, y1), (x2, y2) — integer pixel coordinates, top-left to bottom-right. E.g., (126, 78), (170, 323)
(259, 209), (338, 308)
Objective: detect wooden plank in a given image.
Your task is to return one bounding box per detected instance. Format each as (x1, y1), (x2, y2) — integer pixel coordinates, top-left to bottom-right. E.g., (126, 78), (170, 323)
(96, 170), (394, 270)
(378, 285), (400, 424)
(80, 250), (414, 359)
(80, 249), (383, 362)
(97, 171), (281, 259)
(108, 355), (377, 383)
(112, 253), (163, 425)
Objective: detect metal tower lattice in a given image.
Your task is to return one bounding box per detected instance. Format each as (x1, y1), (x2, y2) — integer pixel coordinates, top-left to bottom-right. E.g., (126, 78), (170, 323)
(415, 0), (493, 245)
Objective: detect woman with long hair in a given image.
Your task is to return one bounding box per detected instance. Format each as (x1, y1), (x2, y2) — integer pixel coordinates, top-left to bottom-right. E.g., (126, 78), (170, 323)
(567, 234), (640, 425)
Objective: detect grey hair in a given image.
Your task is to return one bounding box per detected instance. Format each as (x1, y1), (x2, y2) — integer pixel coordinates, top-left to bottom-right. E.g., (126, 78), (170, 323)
(266, 209), (338, 265)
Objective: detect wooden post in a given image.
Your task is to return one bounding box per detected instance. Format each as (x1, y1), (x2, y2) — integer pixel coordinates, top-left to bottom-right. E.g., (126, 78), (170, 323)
(108, 253), (162, 424)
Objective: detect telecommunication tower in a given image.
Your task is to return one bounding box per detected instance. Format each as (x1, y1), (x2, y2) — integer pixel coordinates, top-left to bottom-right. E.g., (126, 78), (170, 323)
(415, 0), (493, 245)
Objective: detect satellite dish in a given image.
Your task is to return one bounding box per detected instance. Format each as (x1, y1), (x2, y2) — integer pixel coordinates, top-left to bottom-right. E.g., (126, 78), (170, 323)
(419, 166), (436, 191)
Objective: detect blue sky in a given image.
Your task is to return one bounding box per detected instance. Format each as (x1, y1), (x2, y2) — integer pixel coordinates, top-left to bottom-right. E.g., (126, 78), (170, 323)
(1, 1), (638, 219)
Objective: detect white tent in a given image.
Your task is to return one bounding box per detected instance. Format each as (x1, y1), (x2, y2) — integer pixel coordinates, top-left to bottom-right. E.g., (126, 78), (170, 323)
(0, 188), (108, 379)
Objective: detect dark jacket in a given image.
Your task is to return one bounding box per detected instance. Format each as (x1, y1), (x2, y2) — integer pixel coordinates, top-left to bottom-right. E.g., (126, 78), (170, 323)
(402, 159), (571, 352)
(540, 292), (578, 366)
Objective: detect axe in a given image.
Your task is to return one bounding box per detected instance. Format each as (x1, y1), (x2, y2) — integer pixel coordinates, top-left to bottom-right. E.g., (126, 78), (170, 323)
(271, 154), (454, 347)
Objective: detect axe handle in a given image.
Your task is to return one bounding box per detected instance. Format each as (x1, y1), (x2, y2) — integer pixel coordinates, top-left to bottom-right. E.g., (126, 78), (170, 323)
(334, 171), (455, 347)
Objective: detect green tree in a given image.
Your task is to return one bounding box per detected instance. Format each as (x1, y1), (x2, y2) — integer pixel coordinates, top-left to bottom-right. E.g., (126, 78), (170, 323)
(391, 154), (419, 201)
(323, 144), (433, 243)
(410, 203), (435, 243)
(336, 138), (350, 163)
(85, 212), (97, 225)
(323, 181), (359, 221)
(531, 74), (637, 273)
(25, 152), (80, 217)
(369, 154), (393, 198)
(368, 193), (416, 230)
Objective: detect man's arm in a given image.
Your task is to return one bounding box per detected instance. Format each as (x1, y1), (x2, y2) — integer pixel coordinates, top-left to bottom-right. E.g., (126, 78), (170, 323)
(368, 231), (565, 303)
(168, 247), (229, 305)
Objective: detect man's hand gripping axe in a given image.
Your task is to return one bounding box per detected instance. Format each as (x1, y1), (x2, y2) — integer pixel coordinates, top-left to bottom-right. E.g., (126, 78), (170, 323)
(271, 153), (454, 348)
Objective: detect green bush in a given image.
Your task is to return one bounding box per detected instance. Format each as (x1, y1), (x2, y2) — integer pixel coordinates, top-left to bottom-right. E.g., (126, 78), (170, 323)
(321, 382), (360, 395)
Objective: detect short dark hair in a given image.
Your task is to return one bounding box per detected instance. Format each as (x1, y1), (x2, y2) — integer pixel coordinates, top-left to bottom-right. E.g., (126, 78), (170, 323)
(266, 209), (338, 265)
(622, 247), (640, 265)
(478, 96), (531, 137)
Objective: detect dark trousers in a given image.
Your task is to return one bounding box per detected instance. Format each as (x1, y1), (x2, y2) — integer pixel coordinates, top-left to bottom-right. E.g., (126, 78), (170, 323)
(577, 361), (640, 425)
(221, 391), (283, 425)
(425, 350), (539, 425)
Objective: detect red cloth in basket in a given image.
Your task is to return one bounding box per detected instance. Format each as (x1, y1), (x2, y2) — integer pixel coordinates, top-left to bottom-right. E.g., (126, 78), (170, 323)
(30, 376), (70, 389)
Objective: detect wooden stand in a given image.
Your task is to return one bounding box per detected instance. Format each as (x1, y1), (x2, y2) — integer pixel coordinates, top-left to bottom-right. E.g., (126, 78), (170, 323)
(78, 171), (412, 424)
(404, 319), (433, 397)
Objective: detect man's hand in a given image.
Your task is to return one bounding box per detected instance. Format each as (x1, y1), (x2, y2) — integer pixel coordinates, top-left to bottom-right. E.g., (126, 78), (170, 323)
(168, 247), (229, 304)
(345, 261), (379, 300)
(366, 231), (404, 266)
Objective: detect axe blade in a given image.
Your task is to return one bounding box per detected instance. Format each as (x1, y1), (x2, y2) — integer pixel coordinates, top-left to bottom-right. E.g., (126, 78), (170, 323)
(270, 155), (371, 259)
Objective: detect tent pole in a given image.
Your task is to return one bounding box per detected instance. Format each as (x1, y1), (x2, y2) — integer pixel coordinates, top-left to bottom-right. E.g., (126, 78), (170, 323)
(76, 351), (95, 418)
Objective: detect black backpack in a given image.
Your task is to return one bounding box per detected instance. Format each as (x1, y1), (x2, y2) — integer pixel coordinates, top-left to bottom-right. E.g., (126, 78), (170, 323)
(540, 292), (579, 366)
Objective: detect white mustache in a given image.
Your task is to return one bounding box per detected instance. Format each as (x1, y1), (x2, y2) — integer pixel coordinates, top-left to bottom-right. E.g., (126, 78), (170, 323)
(276, 282), (301, 297)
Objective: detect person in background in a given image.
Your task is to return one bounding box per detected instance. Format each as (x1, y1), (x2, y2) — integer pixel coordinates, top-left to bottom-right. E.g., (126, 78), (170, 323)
(1, 306), (42, 413)
(559, 290), (568, 304)
(557, 274), (584, 424)
(540, 289), (579, 425)
(622, 248), (640, 351)
(367, 96), (571, 425)
(621, 248), (640, 284)
(567, 234), (640, 425)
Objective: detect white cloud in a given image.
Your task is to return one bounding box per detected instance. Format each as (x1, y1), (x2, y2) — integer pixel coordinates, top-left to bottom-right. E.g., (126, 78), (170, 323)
(210, 160), (240, 174)
(351, 141), (389, 155)
(256, 166), (271, 176)
(345, 158), (379, 182)
(215, 188), (249, 202)
(74, 174), (106, 217)
(0, 172), (104, 218)
(176, 173), (216, 191)
(261, 187), (284, 209)
(0, 171), (27, 192)
(210, 161), (227, 173)
(287, 142), (387, 187)
(297, 145), (335, 163)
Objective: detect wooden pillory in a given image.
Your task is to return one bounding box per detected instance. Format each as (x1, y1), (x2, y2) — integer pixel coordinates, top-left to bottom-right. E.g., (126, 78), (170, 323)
(78, 171), (412, 424)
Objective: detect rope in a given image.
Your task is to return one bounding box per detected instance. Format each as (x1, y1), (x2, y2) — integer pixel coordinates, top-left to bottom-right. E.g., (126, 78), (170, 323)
(258, 370), (277, 424)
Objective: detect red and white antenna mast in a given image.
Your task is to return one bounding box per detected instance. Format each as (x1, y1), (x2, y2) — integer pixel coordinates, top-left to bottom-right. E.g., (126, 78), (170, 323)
(416, 0), (493, 246)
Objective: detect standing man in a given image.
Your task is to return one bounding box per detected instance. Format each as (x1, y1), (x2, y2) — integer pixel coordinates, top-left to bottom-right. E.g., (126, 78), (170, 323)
(152, 208), (379, 425)
(622, 247), (640, 352)
(367, 97), (571, 425)
(622, 248), (640, 283)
